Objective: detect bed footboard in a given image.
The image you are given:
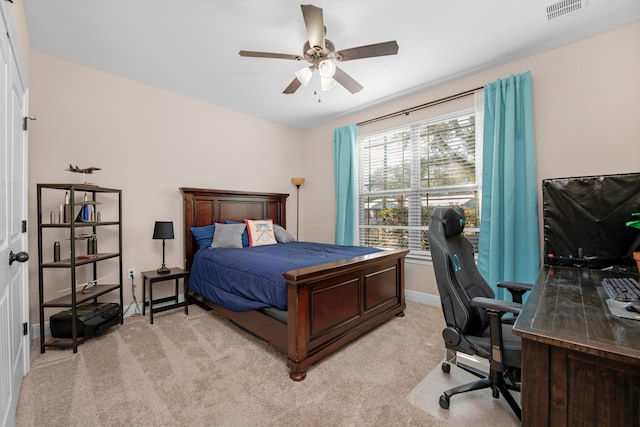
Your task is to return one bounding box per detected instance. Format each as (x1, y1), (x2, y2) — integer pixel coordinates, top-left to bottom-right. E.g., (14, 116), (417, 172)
(284, 248), (408, 381)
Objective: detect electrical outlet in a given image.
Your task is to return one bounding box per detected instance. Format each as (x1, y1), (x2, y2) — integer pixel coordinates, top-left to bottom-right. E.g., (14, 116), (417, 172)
(128, 267), (136, 279)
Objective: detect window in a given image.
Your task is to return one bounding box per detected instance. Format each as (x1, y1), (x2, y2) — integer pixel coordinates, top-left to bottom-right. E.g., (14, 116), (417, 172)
(357, 109), (481, 259)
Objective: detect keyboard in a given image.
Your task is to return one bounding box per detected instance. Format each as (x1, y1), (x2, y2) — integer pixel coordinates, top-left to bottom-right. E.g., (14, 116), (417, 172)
(601, 277), (640, 301)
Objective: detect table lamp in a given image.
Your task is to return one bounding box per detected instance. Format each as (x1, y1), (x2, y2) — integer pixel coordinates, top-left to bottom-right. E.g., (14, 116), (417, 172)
(153, 221), (174, 274)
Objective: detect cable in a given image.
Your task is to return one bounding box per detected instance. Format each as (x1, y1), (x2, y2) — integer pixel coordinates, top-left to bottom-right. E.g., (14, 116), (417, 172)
(121, 276), (142, 317)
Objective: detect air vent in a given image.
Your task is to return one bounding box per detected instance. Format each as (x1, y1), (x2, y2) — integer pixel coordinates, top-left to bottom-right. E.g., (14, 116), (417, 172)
(545, 0), (584, 21)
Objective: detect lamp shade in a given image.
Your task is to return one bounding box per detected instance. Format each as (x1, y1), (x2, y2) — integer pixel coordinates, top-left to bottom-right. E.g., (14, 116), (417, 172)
(153, 221), (174, 240)
(318, 60), (336, 78)
(321, 77), (337, 91)
(291, 177), (306, 187)
(295, 67), (313, 87)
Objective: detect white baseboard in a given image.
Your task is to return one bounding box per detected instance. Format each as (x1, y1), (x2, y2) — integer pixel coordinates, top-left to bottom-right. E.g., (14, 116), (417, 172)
(405, 289), (440, 307)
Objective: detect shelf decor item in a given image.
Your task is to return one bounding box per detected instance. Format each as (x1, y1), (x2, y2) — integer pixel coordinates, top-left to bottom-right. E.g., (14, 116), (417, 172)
(153, 221), (174, 274)
(64, 191), (71, 223)
(627, 213), (640, 272)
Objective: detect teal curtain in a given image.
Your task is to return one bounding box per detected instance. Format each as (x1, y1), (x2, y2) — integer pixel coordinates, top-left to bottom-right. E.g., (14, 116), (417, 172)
(478, 71), (539, 300)
(333, 124), (358, 245)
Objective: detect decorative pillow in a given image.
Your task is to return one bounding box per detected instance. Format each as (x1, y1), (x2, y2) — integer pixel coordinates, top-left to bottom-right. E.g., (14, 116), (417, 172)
(273, 224), (296, 243)
(224, 220), (250, 247)
(245, 219), (277, 247)
(211, 223), (246, 248)
(191, 224), (215, 249)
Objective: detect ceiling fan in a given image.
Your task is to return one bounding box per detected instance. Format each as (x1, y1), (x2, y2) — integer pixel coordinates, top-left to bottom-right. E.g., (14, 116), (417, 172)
(239, 4), (399, 95)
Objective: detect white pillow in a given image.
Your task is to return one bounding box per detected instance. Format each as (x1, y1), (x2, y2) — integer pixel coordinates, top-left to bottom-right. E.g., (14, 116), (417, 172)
(245, 219), (277, 246)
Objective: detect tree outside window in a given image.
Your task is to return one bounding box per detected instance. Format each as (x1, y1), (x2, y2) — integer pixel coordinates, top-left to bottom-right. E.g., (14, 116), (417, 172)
(358, 110), (480, 258)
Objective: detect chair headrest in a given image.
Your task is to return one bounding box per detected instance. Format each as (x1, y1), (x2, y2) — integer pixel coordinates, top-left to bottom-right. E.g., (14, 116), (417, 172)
(443, 208), (466, 237)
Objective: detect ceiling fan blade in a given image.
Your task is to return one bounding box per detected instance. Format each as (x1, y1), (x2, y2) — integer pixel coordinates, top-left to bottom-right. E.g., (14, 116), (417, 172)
(333, 66), (363, 94)
(301, 4), (325, 52)
(336, 41), (399, 62)
(239, 50), (303, 61)
(283, 77), (302, 94)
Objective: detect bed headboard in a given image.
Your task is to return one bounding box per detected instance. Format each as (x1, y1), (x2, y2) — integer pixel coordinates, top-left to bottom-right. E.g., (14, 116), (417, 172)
(180, 187), (289, 270)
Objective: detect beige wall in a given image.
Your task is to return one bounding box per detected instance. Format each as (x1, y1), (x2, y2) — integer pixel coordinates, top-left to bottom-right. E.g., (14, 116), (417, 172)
(301, 22), (640, 301)
(21, 15), (640, 321)
(27, 52), (304, 321)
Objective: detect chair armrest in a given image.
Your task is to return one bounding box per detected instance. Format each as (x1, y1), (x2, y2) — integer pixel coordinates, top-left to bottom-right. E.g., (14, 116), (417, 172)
(471, 296), (522, 374)
(471, 297), (522, 316)
(497, 281), (533, 292)
(497, 281), (533, 304)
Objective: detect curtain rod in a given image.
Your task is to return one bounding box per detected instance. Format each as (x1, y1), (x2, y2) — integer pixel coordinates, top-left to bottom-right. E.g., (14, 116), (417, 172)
(356, 86), (484, 127)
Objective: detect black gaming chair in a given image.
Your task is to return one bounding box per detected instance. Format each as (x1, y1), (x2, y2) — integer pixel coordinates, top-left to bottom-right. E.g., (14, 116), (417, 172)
(428, 207), (532, 420)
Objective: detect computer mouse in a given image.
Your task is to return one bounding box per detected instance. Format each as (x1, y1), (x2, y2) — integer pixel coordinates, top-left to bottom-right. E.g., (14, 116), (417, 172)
(623, 301), (640, 313)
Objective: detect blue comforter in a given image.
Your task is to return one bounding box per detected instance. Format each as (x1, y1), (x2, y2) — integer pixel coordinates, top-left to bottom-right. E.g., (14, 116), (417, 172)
(189, 241), (380, 311)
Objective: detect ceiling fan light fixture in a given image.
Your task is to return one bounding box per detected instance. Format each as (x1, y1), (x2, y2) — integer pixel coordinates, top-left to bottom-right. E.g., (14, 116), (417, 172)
(321, 76), (337, 91)
(239, 5), (398, 96)
(295, 67), (313, 86)
(318, 59), (336, 78)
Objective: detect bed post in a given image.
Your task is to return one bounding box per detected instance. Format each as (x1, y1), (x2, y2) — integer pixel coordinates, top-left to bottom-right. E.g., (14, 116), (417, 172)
(183, 191), (195, 270)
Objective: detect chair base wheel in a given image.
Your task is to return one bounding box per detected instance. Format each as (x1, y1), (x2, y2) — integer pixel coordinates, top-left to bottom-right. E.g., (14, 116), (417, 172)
(439, 394), (450, 409)
(441, 362), (451, 373)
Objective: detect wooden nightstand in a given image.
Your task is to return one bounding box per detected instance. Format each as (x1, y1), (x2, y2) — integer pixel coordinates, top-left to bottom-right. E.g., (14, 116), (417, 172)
(141, 267), (189, 324)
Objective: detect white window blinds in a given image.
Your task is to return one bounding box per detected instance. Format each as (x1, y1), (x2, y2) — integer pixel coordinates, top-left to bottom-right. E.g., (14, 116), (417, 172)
(358, 109), (480, 258)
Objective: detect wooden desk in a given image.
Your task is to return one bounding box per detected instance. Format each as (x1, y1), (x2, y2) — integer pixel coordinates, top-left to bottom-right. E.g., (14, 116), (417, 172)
(513, 266), (640, 426)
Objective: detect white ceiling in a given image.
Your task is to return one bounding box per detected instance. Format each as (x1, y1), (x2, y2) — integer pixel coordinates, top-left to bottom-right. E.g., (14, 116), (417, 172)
(24, 0), (640, 130)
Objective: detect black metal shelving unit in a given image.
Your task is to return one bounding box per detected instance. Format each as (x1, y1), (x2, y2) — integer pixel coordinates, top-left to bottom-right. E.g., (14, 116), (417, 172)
(37, 183), (123, 353)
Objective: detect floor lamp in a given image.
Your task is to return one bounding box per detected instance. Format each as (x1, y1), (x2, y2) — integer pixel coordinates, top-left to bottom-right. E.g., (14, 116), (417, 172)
(291, 177), (305, 240)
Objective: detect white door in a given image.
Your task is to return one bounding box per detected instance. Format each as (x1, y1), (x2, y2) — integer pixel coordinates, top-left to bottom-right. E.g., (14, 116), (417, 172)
(0, 6), (29, 427)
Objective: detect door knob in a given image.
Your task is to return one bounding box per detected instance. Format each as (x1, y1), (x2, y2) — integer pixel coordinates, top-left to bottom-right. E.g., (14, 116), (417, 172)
(8, 251), (29, 266)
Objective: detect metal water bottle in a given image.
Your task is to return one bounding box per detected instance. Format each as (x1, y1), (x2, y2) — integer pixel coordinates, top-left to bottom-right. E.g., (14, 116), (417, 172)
(53, 241), (60, 262)
(87, 235), (97, 255)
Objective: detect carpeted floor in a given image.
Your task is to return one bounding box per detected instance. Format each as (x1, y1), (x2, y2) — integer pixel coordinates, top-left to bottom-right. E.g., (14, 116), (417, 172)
(16, 301), (518, 426)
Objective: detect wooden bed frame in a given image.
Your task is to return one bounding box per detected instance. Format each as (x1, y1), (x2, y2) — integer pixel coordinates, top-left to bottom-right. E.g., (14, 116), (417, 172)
(181, 187), (408, 381)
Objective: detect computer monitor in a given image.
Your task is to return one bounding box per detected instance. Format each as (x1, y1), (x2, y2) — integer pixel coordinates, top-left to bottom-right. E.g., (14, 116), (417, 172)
(542, 172), (640, 269)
